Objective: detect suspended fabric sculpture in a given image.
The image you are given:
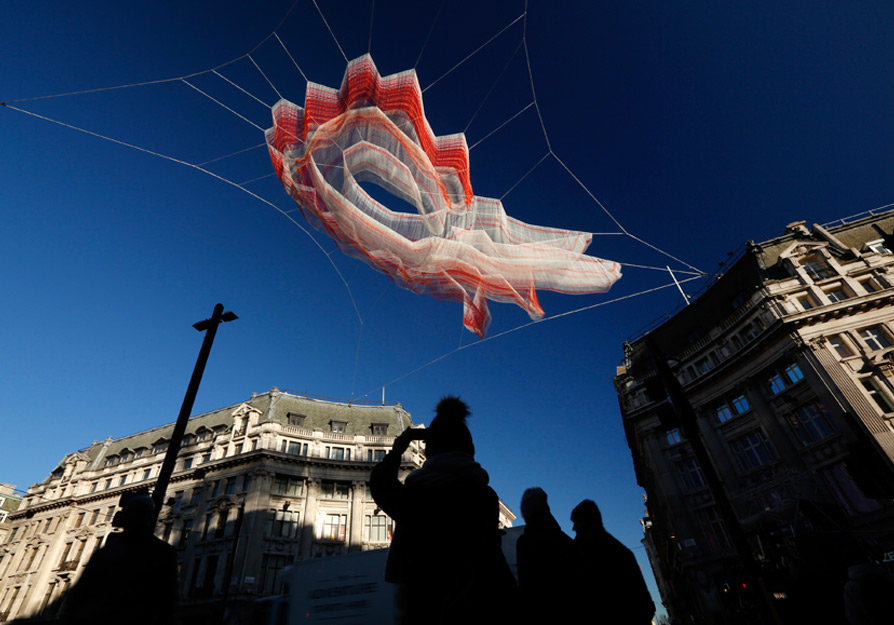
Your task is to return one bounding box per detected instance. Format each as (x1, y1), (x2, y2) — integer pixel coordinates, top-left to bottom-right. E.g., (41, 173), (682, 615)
(266, 55), (622, 337)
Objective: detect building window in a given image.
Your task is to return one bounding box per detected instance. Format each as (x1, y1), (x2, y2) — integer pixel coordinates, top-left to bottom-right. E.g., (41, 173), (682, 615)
(196, 429), (211, 442)
(767, 362), (803, 395)
(210, 481), (220, 498)
(215, 509), (229, 538)
(367, 449), (386, 462)
(133, 448), (145, 459)
(824, 286), (849, 303)
(364, 515), (393, 543)
(800, 255), (835, 280)
(266, 509), (301, 538)
(797, 295), (816, 311)
(281, 440), (308, 456)
(694, 356), (715, 375)
(104, 479), (113, 490)
(319, 514), (348, 541)
(859, 277), (882, 293)
(104, 456), (117, 467)
(225, 478), (237, 495)
(183, 458), (193, 471)
(181, 434), (193, 446)
(153, 441), (169, 455)
(676, 458), (706, 491)
(784, 363), (804, 384)
(260, 554), (291, 594)
(190, 487), (203, 506)
(74, 512), (85, 529)
(729, 429), (777, 471)
(861, 378), (894, 413)
(89, 510), (99, 525)
(325, 446), (351, 461)
(90, 482), (98, 493)
(867, 239), (892, 255)
(786, 402), (836, 446)
(331, 421), (347, 433)
(118, 475), (127, 487)
(768, 373), (786, 395)
(286, 413), (305, 426)
(860, 326), (892, 351)
(829, 335), (854, 358)
(202, 453), (211, 464)
(273, 475), (303, 497)
(179, 519), (193, 548)
(142, 469), (152, 481)
(696, 507), (731, 553)
(666, 428), (683, 446)
(242, 474), (252, 492)
(371, 424), (388, 436)
(715, 394), (750, 423)
(320, 481), (350, 500)
(119, 452), (131, 464)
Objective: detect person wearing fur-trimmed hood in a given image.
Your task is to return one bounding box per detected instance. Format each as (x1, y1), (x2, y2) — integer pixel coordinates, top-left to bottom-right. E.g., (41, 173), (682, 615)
(371, 396), (518, 625)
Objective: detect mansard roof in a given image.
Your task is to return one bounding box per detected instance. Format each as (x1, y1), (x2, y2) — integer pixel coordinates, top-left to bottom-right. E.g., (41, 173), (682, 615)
(75, 389), (412, 463)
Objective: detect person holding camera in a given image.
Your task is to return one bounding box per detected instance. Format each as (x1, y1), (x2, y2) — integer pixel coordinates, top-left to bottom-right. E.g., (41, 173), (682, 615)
(370, 396), (517, 625)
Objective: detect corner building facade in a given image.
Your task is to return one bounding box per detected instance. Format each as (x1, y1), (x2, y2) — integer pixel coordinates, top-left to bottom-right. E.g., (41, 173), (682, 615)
(0, 387), (515, 623)
(615, 211), (894, 624)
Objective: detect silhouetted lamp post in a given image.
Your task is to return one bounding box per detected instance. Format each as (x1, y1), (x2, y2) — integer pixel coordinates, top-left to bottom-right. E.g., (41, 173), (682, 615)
(151, 303), (238, 522)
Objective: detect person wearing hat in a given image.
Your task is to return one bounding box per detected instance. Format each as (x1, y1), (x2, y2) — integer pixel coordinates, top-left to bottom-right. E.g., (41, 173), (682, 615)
(371, 396), (517, 625)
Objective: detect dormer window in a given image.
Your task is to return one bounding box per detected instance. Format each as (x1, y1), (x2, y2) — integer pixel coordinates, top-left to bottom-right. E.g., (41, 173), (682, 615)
(153, 440), (169, 455)
(119, 451), (131, 464)
(331, 421), (347, 433)
(800, 255), (835, 280)
(287, 413), (305, 427)
(104, 456), (117, 468)
(371, 423), (388, 436)
(196, 429), (211, 442)
(867, 239), (892, 255)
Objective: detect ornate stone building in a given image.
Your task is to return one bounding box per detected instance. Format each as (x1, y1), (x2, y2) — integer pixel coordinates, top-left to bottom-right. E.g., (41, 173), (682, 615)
(615, 210), (894, 624)
(0, 388), (515, 622)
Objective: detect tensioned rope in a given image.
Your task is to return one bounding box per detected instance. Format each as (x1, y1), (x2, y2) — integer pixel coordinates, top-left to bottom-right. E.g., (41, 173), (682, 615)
(0, 102), (364, 327)
(355, 274), (704, 401)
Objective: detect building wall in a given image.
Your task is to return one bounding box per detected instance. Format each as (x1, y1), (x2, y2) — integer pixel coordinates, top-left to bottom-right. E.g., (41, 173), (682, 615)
(2, 389), (508, 622)
(616, 213), (894, 624)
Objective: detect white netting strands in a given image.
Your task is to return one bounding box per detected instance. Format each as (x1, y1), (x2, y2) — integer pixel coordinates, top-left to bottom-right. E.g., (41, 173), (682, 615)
(266, 55), (622, 337)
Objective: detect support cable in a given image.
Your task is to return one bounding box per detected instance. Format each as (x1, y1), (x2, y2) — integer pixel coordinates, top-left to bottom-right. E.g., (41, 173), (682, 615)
(0, 0), (302, 106)
(5, 103), (363, 326)
(311, 0), (349, 63)
(423, 12), (525, 93)
(357, 275), (702, 400)
(181, 79), (265, 131)
(414, 0), (447, 69)
(274, 33), (308, 83)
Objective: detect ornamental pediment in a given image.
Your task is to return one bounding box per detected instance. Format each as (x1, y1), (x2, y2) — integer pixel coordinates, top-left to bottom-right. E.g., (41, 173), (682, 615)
(779, 241), (827, 260)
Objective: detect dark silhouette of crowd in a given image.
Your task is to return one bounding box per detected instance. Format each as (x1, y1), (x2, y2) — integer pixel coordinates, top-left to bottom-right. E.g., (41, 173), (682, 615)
(371, 396), (655, 625)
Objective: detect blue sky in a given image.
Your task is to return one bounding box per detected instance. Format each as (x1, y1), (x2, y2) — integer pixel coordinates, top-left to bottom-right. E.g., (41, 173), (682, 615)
(2, 0), (893, 614)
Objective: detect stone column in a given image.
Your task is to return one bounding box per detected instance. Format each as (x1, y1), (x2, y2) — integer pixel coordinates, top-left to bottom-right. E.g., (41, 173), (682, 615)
(349, 481), (365, 552)
(300, 478), (320, 557)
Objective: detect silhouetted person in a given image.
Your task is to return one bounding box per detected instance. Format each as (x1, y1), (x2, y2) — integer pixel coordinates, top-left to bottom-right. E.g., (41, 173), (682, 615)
(571, 499), (655, 625)
(63, 494), (178, 625)
(516, 487), (575, 625)
(371, 396), (518, 625)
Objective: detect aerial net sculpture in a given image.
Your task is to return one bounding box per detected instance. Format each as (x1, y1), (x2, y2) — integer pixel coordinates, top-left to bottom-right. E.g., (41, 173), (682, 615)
(266, 55), (621, 338)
